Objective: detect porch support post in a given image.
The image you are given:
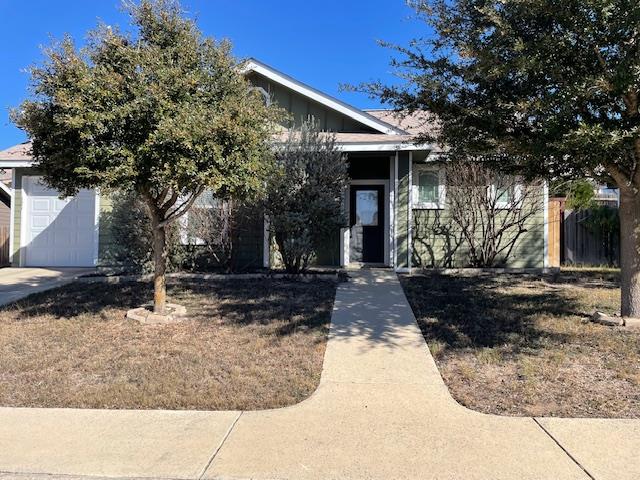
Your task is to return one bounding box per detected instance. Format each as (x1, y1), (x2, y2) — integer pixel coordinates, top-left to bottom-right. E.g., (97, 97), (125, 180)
(8, 170), (15, 266)
(390, 152), (398, 270)
(340, 227), (350, 268)
(395, 151), (411, 272)
(340, 183), (349, 268)
(408, 151), (413, 273)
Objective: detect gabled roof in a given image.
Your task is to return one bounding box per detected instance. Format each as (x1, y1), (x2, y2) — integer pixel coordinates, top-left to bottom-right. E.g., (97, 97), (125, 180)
(0, 67), (438, 167)
(241, 58), (407, 136)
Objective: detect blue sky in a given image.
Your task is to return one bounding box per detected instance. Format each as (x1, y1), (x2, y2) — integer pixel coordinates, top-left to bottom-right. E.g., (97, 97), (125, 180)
(0, 0), (428, 148)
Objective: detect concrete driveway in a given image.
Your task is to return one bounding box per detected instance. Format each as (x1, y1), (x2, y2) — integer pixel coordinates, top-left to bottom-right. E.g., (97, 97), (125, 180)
(0, 267), (94, 306)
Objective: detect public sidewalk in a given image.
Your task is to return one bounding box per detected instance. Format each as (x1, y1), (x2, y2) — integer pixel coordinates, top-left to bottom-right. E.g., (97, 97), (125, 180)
(0, 270), (637, 480)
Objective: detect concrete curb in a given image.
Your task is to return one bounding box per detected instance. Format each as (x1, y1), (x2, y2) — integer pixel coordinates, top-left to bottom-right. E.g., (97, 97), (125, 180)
(76, 271), (345, 284)
(410, 267), (559, 276)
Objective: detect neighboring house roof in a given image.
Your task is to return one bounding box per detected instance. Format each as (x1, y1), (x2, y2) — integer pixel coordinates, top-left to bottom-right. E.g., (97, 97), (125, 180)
(366, 109), (440, 137)
(0, 141), (32, 162)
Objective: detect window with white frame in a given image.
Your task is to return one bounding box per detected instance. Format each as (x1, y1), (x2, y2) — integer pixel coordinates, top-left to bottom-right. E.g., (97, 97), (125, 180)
(491, 183), (523, 208)
(179, 190), (217, 245)
(412, 165), (445, 209)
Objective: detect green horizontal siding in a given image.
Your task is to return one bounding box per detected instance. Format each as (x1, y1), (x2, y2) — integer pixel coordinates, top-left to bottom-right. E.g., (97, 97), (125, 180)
(397, 152), (411, 269)
(411, 187), (545, 269)
(97, 193), (113, 266)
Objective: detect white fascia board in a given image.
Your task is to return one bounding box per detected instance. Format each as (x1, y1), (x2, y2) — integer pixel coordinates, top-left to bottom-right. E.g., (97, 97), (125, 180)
(336, 142), (435, 152)
(242, 59), (407, 136)
(0, 161), (34, 168)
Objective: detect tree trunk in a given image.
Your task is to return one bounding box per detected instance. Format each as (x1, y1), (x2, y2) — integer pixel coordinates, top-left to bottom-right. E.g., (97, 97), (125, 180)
(618, 188), (640, 318)
(151, 216), (168, 315)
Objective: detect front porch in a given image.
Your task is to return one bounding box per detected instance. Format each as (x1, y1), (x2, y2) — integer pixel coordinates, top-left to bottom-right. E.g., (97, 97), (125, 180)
(338, 149), (430, 272)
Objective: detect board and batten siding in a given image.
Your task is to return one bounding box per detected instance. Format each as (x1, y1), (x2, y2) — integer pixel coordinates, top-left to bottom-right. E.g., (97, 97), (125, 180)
(246, 72), (377, 133)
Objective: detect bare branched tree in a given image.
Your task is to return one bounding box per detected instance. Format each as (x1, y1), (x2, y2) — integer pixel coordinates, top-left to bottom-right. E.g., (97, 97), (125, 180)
(445, 161), (543, 267)
(182, 196), (242, 272)
(412, 210), (465, 268)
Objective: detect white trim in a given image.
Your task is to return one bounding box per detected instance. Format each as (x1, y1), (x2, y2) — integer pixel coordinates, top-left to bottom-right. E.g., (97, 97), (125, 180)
(0, 161), (34, 168)
(336, 142), (433, 152)
(346, 179), (391, 267)
(491, 183), (524, 209)
(263, 215), (271, 269)
(340, 227), (350, 267)
(0, 144), (437, 166)
(393, 152), (399, 270)
(8, 181), (15, 265)
(389, 155), (395, 271)
(543, 181), (549, 269)
(19, 176), (29, 267)
(395, 267), (411, 274)
(412, 164), (446, 210)
(93, 191), (101, 266)
(242, 58), (406, 135)
(407, 152), (413, 272)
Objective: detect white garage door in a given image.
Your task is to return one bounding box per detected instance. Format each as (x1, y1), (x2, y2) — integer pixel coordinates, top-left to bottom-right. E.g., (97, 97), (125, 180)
(23, 176), (97, 267)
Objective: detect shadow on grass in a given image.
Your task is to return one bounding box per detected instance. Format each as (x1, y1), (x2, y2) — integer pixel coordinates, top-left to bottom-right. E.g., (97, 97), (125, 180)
(3, 279), (336, 338)
(547, 268), (621, 289)
(400, 272), (588, 352)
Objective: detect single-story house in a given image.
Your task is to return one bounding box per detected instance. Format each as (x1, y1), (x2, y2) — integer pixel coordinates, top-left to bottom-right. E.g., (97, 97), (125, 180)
(0, 59), (550, 271)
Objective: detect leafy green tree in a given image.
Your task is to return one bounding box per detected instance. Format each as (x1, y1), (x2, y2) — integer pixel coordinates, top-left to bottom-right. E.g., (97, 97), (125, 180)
(565, 180), (597, 211)
(367, 0), (640, 317)
(264, 121), (348, 273)
(12, 0), (280, 313)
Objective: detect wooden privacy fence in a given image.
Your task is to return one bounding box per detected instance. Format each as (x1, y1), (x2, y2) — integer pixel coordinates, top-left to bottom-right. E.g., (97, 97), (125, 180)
(548, 198), (620, 267)
(564, 208), (620, 266)
(0, 226), (9, 266)
(548, 199), (562, 268)
(547, 199), (620, 267)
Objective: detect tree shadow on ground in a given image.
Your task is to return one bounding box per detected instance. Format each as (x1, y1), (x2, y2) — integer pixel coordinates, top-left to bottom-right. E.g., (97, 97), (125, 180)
(400, 272), (589, 352)
(546, 268), (620, 289)
(3, 279), (336, 340)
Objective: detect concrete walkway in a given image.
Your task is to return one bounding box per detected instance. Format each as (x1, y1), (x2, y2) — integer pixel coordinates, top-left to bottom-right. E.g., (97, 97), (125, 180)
(0, 268), (93, 306)
(0, 270), (638, 480)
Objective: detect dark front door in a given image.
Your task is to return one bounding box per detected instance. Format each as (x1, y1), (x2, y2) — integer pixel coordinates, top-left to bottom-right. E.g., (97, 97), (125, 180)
(350, 184), (385, 264)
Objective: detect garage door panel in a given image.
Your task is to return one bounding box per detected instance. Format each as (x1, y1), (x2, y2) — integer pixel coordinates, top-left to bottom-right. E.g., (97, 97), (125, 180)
(24, 176), (97, 267)
(53, 198), (70, 213)
(52, 230), (73, 247)
(32, 198), (52, 213)
(31, 215), (51, 229)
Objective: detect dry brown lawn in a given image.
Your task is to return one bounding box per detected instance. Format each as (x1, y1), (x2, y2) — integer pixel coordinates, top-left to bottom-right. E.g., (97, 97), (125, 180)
(0, 278), (336, 410)
(401, 268), (640, 418)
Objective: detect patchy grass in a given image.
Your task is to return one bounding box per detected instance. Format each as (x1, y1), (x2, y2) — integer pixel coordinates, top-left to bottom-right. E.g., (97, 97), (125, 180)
(401, 268), (640, 418)
(0, 278), (336, 410)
